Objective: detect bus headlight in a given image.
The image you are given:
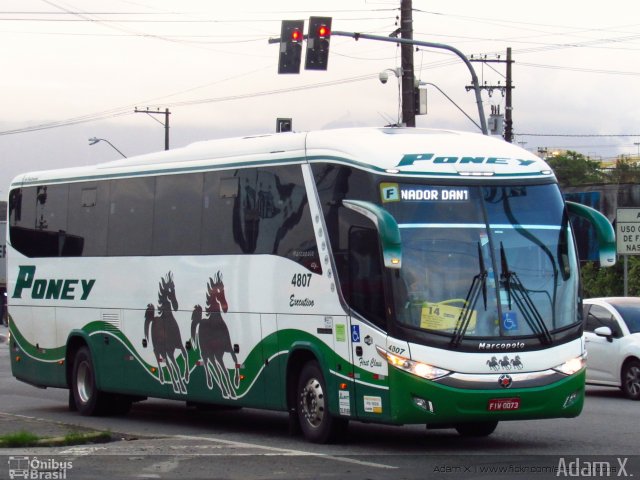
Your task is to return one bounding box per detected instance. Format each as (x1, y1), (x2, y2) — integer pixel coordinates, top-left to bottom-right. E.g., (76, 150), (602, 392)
(376, 346), (450, 380)
(553, 355), (586, 376)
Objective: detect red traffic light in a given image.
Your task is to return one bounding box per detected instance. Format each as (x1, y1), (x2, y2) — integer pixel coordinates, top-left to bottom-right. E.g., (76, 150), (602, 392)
(317, 25), (330, 38)
(291, 28), (302, 42)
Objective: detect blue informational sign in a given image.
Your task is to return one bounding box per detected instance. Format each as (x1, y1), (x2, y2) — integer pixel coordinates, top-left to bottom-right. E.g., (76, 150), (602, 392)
(351, 325), (361, 343)
(502, 312), (518, 331)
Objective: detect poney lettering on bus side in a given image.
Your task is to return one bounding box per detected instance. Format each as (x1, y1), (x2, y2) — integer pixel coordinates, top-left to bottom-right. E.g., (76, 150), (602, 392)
(396, 153), (537, 168)
(12, 265), (96, 301)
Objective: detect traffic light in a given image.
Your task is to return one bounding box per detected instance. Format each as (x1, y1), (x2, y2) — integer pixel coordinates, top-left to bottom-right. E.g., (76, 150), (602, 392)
(305, 17), (332, 71)
(278, 20), (304, 74)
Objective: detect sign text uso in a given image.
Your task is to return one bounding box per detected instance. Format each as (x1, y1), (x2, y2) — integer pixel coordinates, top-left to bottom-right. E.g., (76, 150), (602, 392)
(12, 265), (96, 301)
(397, 153), (536, 168)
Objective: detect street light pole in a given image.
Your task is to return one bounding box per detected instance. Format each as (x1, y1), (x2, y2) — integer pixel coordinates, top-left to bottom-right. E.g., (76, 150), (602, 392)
(88, 137), (127, 158)
(332, 30), (488, 135)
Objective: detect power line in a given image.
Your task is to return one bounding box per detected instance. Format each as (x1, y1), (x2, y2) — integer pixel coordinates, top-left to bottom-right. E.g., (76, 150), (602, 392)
(517, 62), (640, 76)
(516, 133), (640, 137)
(0, 73), (377, 137)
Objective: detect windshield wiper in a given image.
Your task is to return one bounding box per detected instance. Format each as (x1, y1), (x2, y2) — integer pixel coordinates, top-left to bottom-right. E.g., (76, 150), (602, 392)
(499, 242), (553, 345)
(451, 243), (487, 348)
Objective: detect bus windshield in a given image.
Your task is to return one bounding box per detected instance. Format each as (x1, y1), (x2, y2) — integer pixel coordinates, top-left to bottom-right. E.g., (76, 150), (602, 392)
(385, 183), (578, 341)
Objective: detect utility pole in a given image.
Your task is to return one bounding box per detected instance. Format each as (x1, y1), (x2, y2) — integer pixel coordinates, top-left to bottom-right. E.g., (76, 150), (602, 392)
(467, 48), (514, 141)
(134, 107), (171, 150)
(504, 47), (513, 143)
(400, 0), (415, 127)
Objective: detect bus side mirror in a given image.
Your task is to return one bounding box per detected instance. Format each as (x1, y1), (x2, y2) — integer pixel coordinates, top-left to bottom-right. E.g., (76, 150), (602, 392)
(342, 199), (402, 269)
(565, 201), (616, 267)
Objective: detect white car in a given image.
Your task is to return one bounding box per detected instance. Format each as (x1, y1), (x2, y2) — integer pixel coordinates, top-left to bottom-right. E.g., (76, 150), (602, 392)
(583, 297), (640, 400)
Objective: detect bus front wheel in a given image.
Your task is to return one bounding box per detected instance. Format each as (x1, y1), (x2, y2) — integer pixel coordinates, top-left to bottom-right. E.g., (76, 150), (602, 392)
(71, 346), (108, 416)
(297, 361), (347, 443)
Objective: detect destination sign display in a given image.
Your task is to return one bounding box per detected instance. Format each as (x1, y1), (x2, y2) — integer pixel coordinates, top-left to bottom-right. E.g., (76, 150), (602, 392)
(380, 183), (470, 203)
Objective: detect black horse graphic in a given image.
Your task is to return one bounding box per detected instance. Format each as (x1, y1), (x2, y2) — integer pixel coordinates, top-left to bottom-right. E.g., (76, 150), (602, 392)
(511, 355), (524, 370)
(486, 356), (499, 371)
(499, 355), (512, 370)
(144, 272), (190, 394)
(190, 272), (240, 399)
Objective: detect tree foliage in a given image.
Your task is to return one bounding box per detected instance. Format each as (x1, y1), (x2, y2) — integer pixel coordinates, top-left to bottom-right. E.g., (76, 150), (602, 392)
(545, 151), (604, 187)
(581, 256), (640, 298)
(544, 151), (640, 298)
(606, 157), (640, 184)
(546, 150), (640, 188)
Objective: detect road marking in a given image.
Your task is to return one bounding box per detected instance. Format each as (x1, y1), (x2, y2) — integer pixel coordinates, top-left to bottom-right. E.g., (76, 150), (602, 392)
(59, 445), (106, 456)
(172, 434), (398, 470)
(141, 459), (181, 475)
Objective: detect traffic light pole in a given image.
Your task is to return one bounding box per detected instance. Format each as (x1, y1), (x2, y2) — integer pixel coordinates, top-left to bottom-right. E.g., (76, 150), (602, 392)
(330, 31), (488, 135)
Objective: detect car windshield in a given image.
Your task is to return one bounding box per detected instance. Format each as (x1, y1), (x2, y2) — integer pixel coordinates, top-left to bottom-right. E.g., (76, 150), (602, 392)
(385, 183), (579, 341)
(610, 301), (640, 333)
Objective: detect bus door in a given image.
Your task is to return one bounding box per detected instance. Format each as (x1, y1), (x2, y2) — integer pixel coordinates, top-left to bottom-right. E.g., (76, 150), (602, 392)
(346, 226), (391, 421)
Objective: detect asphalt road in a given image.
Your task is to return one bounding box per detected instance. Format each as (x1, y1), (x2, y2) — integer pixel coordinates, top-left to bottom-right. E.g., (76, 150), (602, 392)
(0, 326), (638, 479)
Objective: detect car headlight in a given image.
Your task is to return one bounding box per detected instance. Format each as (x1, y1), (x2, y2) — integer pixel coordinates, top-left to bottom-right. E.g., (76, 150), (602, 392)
(553, 355), (586, 376)
(376, 346), (450, 380)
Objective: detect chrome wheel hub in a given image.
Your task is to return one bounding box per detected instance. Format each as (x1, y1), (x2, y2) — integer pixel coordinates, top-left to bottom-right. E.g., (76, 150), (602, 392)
(76, 361), (92, 404)
(300, 378), (325, 428)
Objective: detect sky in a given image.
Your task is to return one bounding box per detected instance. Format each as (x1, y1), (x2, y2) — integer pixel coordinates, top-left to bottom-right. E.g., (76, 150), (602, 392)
(1, 0), (639, 194)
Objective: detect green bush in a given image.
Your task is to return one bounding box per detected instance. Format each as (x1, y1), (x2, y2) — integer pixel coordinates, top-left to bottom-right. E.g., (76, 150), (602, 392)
(581, 256), (640, 298)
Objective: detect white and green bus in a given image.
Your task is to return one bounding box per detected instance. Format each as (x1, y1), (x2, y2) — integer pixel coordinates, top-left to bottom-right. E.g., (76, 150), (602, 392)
(7, 127), (615, 442)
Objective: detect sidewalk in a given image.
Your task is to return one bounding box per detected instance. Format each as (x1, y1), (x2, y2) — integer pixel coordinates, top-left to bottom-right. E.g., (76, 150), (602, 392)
(0, 325), (112, 447)
(0, 412), (110, 446)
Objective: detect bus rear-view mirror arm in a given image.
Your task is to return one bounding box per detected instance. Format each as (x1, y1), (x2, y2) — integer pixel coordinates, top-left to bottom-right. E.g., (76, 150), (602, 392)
(565, 201), (616, 267)
(342, 199), (402, 269)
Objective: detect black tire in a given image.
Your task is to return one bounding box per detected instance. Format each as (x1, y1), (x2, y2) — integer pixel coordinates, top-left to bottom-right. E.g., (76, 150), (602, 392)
(455, 421), (498, 437)
(71, 346), (108, 416)
(621, 359), (640, 400)
(297, 361), (347, 443)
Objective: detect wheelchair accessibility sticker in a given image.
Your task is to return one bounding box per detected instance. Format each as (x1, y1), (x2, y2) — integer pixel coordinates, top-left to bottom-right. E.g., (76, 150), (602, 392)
(351, 325), (361, 343)
(502, 312), (518, 331)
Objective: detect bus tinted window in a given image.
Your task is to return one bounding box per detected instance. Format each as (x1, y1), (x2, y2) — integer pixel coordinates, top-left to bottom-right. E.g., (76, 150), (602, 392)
(311, 163), (385, 327)
(202, 170), (243, 255)
(153, 173), (203, 256)
(67, 182), (110, 256)
(107, 177), (155, 256)
(9, 165), (319, 271)
(202, 166), (320, 272)
(9, 185), (74, 257)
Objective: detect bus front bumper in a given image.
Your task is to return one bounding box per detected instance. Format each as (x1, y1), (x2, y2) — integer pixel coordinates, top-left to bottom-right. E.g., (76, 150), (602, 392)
(389, 368), (585, 425)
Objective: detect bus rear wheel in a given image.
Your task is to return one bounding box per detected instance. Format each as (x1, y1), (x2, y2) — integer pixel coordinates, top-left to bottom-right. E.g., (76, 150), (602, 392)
(455, 421), (498, 437)
(297, 361), (347, 443)
(71, 346), (108, 416)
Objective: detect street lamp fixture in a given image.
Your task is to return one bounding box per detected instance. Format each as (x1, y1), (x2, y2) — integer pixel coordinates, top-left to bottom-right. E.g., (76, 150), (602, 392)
(88, 137), (127, 158)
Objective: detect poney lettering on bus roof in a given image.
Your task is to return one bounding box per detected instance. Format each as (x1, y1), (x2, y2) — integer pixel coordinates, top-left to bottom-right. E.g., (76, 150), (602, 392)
(12, 265), (96, 301)
(396, 153), (537, 168)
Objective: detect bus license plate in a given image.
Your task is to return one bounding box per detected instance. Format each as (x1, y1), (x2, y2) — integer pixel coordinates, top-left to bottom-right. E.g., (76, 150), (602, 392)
(487, 398), (520, 411)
